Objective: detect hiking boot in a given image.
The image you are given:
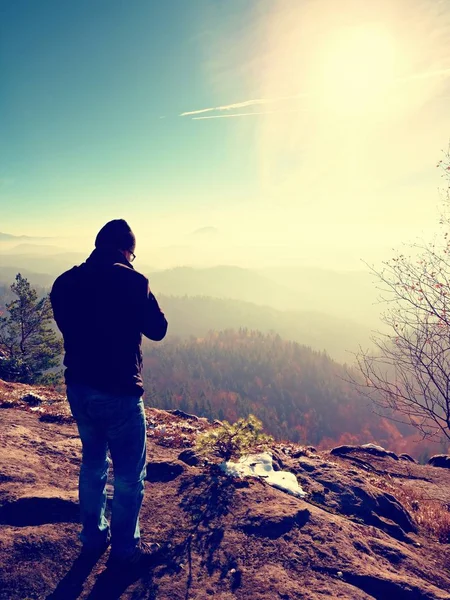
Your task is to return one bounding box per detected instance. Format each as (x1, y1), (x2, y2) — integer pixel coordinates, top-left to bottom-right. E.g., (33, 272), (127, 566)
(80, 533), (111, 561)
(107, 541), (162, 567)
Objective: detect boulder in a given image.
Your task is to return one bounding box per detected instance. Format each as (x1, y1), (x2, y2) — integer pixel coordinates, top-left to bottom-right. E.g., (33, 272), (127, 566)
(294, 458), (316, 473)
(21, 393), (44, 407)
(330, 444), (399, 460)
(399, 453), (416, 463)
(178, 448), (200, 466)
(428, 455), (450, 469)
(291, 446), (316, 459)
(339, 485), (416, 540)
(291, 448), (309, 459)
(167, 409), (200, 421)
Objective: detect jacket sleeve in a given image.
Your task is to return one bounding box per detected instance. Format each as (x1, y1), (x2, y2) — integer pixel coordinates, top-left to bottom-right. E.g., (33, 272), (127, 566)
(49, 276), (67, 334)
(141, 280), (168, 341)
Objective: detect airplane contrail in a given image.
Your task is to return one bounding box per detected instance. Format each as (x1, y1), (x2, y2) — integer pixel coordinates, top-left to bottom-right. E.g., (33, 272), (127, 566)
(181, 66), (450, 120)
(181, 94), (308, 117)
(193, 109), (303, 120)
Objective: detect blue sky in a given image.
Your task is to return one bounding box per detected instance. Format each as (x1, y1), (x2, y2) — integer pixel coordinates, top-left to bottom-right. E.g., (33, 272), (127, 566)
(1, 1), (257, 226)
(2, 0), (450, 269)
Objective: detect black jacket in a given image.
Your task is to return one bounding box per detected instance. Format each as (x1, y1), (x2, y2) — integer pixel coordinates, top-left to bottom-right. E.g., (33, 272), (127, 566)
(50, 248), (168, 396)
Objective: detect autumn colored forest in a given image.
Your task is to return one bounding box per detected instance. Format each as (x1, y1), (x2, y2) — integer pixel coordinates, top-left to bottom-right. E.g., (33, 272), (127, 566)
(142, 329), (449, 462)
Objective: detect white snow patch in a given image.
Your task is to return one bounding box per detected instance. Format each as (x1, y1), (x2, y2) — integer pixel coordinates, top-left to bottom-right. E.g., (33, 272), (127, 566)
(220, 452), (307, 498)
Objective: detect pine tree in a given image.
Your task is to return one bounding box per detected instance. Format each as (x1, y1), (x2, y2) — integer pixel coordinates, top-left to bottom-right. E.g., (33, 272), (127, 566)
(195, 414), (274, 461)
(0, 274), (63, 383)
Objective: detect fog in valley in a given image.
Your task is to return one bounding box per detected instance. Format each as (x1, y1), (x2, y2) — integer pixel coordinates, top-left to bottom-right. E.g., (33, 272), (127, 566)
(0, 226), (404, 364)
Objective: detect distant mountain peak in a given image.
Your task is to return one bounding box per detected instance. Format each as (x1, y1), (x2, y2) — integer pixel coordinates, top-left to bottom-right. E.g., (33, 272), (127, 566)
(0, 232), (30, 241)
(0, 232), (51, 241)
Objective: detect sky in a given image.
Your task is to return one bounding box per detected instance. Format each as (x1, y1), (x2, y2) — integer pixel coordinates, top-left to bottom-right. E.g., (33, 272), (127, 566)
(1, 0), (450, 269)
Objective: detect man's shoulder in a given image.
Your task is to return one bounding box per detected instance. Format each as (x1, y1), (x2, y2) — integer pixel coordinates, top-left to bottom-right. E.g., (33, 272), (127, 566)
(52, 262), (148, 296)
(112, 263), (148, 288)
(52, 265), (82, 289)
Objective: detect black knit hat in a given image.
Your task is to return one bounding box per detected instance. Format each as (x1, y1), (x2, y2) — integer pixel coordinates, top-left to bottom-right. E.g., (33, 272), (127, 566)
(95, 219), (136, 252)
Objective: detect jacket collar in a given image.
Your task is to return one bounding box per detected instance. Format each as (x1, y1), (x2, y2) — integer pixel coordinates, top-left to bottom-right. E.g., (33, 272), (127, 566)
(85, 247), (134, 269)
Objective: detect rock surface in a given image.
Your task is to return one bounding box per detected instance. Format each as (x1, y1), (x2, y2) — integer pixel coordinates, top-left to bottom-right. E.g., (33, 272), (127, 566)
(428, 455), (450, 469)
(178, 448), (201, 466)
(399, 453), (417, 463)
(331, 443), (399, 460)
(1, 380), (450, 599)
(21, 392), (45, 406)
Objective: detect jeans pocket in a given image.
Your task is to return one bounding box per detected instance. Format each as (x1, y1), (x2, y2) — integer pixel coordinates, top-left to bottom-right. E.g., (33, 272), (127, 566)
(67, 384), (87, 421)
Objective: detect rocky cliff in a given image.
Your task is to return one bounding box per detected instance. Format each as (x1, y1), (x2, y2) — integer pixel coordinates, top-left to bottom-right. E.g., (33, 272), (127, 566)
(1, 379), (450, 600)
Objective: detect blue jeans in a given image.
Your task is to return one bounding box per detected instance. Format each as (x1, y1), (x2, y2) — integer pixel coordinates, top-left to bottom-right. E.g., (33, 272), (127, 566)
(67, 383), (147, 559)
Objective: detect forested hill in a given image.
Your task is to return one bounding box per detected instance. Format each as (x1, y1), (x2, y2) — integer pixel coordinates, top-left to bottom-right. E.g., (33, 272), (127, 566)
(142, 330), (442, 460)
(157, 294), (373, 363)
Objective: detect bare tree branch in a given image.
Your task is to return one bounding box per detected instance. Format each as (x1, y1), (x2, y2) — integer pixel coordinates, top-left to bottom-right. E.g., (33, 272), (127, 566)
(348, 150), (450, 442)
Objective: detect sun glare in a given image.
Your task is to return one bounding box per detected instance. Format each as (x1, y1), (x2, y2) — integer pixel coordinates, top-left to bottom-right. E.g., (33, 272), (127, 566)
(317, 26), (397, 116)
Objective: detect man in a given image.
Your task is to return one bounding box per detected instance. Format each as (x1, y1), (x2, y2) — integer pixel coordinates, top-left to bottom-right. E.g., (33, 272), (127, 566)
(50, 219), (168, 566)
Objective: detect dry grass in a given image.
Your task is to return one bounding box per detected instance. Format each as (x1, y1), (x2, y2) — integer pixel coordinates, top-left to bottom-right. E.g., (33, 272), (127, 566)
(370, 474), (450, 543)
(0, 379), (72, 423)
